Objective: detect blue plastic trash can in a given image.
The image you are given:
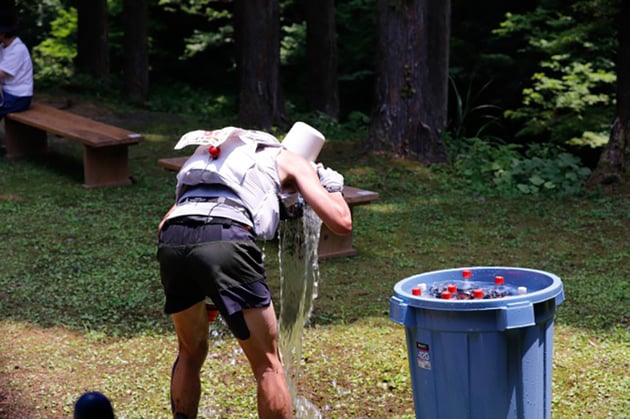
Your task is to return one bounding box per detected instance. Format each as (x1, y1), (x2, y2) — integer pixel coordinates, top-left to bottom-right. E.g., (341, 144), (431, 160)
(390, 267), (564, 419)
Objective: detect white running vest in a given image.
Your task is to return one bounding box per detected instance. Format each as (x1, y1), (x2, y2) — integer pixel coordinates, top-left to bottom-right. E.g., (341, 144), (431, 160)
(169, 132), (283, 240)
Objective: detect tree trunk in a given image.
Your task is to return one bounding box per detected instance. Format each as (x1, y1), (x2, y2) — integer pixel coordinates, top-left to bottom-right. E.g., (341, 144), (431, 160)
(588, 0), (630, 193)
(75, 0), (109, 79)
(304, 0), (339, 119)
(235, 0), (285, 130)
(367, 0), (448, 163)
(122, 0), (149, 104)
(426, 0), (451, 130)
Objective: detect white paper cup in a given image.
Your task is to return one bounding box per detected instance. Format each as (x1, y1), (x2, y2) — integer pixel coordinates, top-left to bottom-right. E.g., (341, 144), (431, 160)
(281, 122), (325, 161)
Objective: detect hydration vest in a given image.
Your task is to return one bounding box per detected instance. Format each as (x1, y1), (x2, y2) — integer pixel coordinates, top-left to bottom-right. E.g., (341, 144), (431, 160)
(169, 129), (283, 240)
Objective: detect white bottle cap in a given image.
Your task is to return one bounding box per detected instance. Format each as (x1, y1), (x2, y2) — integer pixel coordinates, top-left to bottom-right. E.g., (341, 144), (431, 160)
(517, 286), (527, 295)
(418, 283), (427, 292)
(281, 122), (325, 161)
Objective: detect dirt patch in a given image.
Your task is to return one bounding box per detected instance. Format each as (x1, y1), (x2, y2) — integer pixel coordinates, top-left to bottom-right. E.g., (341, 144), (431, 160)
(0, 366), (35, 418)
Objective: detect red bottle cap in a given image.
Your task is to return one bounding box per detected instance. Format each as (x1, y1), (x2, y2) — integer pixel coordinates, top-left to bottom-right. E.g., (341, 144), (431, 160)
(462, 269), (472, 279)
(441, 291), (451, 299)
(495, 275), (504, 285)
(412, 287), (422, 296)
(473, 288), (484, 298)
(447, 284), (457, 293)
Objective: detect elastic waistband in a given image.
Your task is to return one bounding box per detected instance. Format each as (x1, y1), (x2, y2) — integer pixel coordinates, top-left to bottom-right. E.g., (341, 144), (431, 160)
(164, 215), (253, 232)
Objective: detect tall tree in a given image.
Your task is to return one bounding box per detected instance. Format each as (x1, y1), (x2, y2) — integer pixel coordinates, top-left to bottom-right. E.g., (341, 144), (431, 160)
(588, 0), (630, 192)
(427, 0), (450, 130)
(234, 0), (285, 129)
(304, 0), (339, 119)
(75, 0), (109, 79)
(367, 0), (449, 163)
(122, 0), (149, 104)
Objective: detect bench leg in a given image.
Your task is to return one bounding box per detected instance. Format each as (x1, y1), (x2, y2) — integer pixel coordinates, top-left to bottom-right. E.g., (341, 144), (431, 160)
(82, 145), (132, 188)
(318, 223), (357, 259)
(4, 119), (47, 159)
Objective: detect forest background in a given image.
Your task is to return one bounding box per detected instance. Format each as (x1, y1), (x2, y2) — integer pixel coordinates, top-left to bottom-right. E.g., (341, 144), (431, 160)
(12, 0), (624, 196)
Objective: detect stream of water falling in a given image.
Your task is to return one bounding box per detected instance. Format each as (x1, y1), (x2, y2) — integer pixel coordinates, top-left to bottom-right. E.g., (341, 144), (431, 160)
(278, 205), (323, 419)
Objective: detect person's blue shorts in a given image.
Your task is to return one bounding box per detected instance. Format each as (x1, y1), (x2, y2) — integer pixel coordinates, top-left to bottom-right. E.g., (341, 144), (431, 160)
(157, 216), (272, 338)
(0, 91), (31, 117)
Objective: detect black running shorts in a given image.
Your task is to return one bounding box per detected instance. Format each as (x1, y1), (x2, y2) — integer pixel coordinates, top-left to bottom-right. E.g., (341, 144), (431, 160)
(157, 217), (271, 316)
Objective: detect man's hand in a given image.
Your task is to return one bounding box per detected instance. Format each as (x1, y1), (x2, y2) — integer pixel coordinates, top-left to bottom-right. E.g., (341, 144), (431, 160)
(316, 164), (344, 193)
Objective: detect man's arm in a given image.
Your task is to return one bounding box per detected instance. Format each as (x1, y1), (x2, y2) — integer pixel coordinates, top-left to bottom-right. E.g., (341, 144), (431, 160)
(277, 148), (352, 235)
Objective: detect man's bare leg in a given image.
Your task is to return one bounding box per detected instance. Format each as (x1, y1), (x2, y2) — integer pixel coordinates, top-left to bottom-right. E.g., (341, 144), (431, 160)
(170, 302), (209, 419)
(238, 304), (293, 418)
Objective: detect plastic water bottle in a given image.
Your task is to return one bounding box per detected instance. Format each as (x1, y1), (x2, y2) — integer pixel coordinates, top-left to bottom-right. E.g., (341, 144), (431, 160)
(459, 269), (474, 299)
(428, 282), (448, 298)
(411, 282), (427, 296)
(493, 275), (513, 298)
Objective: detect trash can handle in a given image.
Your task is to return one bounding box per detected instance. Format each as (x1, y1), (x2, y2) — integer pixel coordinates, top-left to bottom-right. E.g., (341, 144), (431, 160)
(497, 301), (535, 330)
(390, 296), (415, 326)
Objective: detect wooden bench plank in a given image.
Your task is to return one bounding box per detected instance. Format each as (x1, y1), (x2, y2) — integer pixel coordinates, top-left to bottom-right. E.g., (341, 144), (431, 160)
(6, 103), (143, 147)
(157, 155), (379, 258)
(157, 156), (188, 172)
(5, 102), (144, 188)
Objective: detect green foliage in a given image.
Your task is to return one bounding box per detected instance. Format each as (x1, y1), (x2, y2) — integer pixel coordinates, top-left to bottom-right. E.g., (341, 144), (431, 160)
(336, 0), (377, 83)
(445, 136), (592, 196)
(183, 8), (233, 59)
(181, 25), (234, 59)
(157, 0), (234, 62)
(30, 7), (77, 87)
(280, 21), (306, 65)
(146, 82), (236, 117)
(448, 76), (502, 139)
(504, 59), (615, 145)
(158, 0), (225, 15)
(510, 144), (593, 195)
(345, 111), (371, 132)
(494, 1), (617, 147)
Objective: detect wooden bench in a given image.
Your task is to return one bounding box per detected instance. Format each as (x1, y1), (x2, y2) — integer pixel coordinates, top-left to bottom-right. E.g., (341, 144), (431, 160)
(4, 102), (144, 188)
(157, 156), (379, 259)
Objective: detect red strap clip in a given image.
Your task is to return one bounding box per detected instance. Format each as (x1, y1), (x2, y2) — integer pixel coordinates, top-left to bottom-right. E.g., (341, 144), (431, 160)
(208, 145), (221, 159)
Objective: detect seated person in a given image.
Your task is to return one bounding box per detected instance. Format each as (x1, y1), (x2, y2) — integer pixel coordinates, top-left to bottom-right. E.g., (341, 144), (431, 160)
(0, 13), (33, 119)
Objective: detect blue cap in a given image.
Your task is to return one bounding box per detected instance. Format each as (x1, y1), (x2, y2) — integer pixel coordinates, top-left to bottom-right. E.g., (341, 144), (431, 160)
(73, 391), (114, 419)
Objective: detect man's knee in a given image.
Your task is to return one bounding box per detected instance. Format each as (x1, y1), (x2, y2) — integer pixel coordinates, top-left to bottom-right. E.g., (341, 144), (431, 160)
(254, 364), (285, 382)
(178, 338), (209, 364)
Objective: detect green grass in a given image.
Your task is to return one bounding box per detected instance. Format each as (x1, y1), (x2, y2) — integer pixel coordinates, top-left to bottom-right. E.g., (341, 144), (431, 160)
(0, 96), (628, 418)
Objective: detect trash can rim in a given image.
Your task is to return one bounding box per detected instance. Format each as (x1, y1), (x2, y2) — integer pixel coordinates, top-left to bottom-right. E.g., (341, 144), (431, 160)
(392, 266), (564, 311)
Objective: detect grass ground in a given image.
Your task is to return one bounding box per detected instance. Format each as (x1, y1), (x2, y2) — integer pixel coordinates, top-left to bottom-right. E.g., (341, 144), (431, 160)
(0, 95), (628, 418)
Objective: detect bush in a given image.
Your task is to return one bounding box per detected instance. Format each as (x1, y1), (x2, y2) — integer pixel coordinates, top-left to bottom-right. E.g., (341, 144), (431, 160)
(446, 136), (592, 196)
(31, 7), (77, 88)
